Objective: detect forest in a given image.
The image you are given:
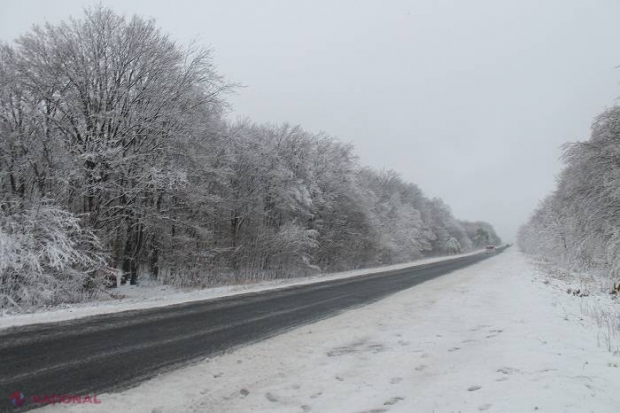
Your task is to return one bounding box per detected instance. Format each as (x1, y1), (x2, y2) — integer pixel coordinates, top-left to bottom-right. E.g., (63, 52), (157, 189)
(519, 106), (620, 282)
(0, 7), (501, 310)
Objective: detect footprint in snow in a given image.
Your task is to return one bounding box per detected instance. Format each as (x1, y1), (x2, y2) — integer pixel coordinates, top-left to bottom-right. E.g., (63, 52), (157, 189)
(478, 403), (492, 411)
(471, 324), (491, 332)
(414, 364), (427, 371)
(497, 367), (519, 375)
(467, 385), (482, 392)
(390, 377), (403, 384)
(265, 393), (278, 402)
(384, 396), (404, 406)
(536, 368), (557, 374)
(448, 347), (460, 352)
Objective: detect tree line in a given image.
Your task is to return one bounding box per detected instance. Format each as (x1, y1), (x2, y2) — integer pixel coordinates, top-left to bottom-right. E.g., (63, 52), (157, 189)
(0, 7), (500, 310)
(518, 105), (620, 282)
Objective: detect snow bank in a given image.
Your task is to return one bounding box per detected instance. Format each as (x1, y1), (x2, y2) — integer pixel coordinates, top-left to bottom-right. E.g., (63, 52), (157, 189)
(40, 248), (620, 413)
(0, 250), (483, 331)
(528, 259), (620, 354)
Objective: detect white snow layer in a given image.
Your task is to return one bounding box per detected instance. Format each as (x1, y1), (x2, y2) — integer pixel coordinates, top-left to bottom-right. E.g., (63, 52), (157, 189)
(39, 248), (620, 413)
(0, 251), (482, 330)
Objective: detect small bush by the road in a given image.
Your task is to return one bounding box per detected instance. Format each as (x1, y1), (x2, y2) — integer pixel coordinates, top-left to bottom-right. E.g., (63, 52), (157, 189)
(0, 203), (110, 311)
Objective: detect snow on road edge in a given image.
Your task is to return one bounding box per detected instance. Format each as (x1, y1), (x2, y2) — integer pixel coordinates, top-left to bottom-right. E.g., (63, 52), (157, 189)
(0, 250), (485, 331)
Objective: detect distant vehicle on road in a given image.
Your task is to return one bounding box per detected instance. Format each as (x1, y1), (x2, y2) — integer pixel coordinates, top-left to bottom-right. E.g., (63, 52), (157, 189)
(485, 245), (496, 253)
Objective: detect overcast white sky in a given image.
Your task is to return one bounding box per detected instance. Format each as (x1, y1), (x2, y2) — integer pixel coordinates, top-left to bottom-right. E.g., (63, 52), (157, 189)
(2, 0), (619, 241)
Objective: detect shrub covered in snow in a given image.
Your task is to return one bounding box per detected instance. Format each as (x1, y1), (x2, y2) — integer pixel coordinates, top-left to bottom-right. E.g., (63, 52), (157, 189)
(0, 203), (110, 310)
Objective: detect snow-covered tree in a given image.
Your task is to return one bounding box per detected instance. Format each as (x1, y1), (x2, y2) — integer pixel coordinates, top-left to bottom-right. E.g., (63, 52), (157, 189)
(0, 202), (110, 309)
(442, 237), (462, 255)
(519, 106), (620, 281)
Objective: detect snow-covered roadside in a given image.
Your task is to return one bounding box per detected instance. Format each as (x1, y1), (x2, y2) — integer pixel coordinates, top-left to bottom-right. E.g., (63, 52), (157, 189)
(0, 251), (483, 331)
(528, 259), (620, 354)
(42, 248), (620, 413)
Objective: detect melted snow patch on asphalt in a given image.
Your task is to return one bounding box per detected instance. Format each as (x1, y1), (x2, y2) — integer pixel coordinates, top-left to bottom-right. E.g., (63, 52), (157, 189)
(0, 251), (482, 330)
(41, 249), (620, 413)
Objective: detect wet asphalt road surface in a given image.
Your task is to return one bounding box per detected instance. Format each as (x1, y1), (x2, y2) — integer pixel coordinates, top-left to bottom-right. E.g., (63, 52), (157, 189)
(0, 249), (504, 411)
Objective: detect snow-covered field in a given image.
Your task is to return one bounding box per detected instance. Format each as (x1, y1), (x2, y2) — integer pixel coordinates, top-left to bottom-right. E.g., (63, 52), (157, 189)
(0, 251), (482, 331)
(41, 248), (620, 413)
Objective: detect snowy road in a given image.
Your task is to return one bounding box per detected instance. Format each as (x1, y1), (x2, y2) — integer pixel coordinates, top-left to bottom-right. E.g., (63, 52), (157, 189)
(0, 251), (501, 412)
(35, 248), (619, 413)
